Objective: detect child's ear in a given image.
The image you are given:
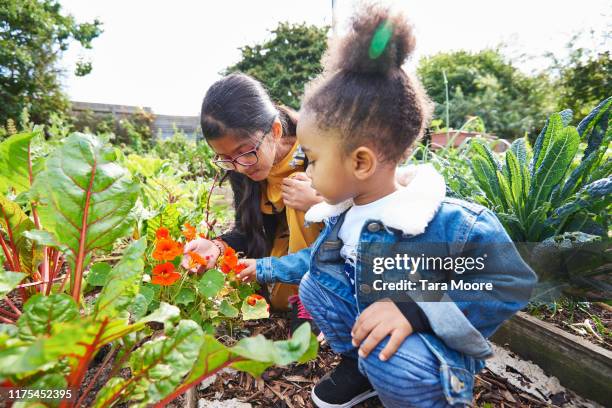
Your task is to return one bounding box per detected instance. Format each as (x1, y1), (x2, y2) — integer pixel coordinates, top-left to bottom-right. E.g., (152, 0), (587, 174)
(350, 147), (378, 180)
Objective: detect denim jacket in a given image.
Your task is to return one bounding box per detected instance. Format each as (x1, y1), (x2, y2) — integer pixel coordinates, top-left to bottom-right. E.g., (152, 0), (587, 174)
(256, 164), (537, 359)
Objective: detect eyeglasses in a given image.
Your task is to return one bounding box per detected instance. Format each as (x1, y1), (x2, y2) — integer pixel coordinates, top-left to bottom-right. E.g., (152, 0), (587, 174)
(212, 131), (268, 171)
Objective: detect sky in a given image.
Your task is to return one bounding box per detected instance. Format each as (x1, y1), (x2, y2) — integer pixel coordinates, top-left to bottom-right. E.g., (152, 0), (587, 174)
(58, 0), (611, 116)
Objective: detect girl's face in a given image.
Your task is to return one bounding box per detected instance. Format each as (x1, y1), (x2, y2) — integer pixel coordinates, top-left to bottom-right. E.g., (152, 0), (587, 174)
(208, 119), (282, 182)
(297, 112), (357, 204)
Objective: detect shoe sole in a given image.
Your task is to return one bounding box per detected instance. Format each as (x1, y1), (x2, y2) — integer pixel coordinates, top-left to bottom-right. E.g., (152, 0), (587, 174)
(311, 388), (378, 408)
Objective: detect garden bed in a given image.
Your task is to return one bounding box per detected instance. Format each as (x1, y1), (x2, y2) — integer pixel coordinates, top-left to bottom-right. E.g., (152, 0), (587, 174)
(491, 311), (612, 406)
(529, 301), (611, 351)
(194, 314), (591, 408)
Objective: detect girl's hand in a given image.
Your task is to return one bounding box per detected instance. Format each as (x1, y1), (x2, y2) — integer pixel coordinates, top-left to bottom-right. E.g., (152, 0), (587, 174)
(236, 259), (257, 282)
(351, 299), (413, 361)
(281, 172), (324, 212)
(181, 238), (222, 272)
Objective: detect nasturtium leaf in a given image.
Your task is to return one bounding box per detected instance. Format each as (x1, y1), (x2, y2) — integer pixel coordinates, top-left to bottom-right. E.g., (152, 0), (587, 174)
(219, 299), (239, 318)
(241, 297), (270, 321)
(175, 288), (196, 306)
(87, 262), (111, 287)
(198, 269), (225, 298)
(130, 293), (149, 320)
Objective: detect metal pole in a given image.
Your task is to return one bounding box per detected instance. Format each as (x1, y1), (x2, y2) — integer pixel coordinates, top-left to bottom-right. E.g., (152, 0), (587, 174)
(332, 0), (337, 36)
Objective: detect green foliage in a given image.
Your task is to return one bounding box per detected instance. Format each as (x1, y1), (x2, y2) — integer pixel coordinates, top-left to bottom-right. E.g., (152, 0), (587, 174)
(151, 130), (217, 179)
(71, 108), (156, 152)
(0, 0), (102, 125)
(225, 22), (328, 109)
(30, 133), (140, 298)
(469, 97), (611, 242)
(417, 49), (555, 138)
(558, 51), (611, 119)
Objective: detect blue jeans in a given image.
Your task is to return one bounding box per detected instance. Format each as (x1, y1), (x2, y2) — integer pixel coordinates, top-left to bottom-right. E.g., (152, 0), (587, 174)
(299, 272), (485, 407)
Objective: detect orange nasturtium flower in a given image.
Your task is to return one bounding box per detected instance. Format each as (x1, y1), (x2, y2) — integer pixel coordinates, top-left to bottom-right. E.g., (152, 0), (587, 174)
(246, 294), (269, 311)
(156, 227), (170, 240)
(220, 247), (238, 274)
(182, 223), (197, 241)
(153, 238), (183, 261)
(187, 251), (209, 270)
(152, 262), (181, 285)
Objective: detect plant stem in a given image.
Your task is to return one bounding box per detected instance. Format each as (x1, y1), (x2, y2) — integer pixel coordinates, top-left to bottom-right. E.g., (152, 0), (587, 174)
(442, 69), (450, 136)
(3, 296), (21, 316)
(0, 315), (14, 324)
(204, 172), (219, 239)
(0, 307), (19, 319)
(75, 344), (116, 408)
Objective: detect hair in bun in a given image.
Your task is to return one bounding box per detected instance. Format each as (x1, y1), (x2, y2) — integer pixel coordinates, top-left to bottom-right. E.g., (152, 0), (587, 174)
(301, 3), (432, 163)
(326, 3), (416, 75)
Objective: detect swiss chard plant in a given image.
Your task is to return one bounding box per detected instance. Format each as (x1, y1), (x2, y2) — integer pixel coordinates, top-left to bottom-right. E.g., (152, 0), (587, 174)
(0, 131), (141, 324)
(0, 130), (317, 406)
(0, 239), (316, 407)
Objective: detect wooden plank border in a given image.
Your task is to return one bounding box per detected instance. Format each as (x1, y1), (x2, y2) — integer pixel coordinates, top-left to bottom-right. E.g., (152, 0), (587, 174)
(491, 311), (612, 405)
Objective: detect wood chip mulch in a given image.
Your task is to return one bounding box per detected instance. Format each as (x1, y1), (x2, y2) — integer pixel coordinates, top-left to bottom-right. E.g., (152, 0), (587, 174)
(199, 315), (557, 408)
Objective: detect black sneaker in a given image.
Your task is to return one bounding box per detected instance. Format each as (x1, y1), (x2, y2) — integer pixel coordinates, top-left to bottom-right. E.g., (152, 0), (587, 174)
(288, 294), (320, 336)
(311, 355), (378, 408)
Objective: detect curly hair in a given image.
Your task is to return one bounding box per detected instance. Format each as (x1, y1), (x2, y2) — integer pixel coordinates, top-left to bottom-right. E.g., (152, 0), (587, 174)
(302, 3), (433, 163)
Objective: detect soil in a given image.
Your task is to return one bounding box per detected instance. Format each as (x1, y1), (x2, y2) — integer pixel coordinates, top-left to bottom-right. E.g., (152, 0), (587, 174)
(529, 302), (611, 351)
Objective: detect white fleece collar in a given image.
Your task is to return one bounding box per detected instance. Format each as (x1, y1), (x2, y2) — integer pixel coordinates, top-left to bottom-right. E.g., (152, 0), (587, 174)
(305, 163), (446, 236)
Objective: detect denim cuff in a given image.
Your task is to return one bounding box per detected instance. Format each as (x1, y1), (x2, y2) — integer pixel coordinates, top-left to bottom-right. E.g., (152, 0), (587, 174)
(256, 257), (273, 283)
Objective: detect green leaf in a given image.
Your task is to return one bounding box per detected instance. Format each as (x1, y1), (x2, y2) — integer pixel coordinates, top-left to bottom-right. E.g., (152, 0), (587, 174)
(0, 195), (36, 274)
(30, 133), (140, 293)
(174, 288), (196, 306)
(145, 204), (180, 245)
(509, 138), (531, 166)
(87, 262), (111, 286)
(528, 126), (580, 212)
(577, 97), (611, 138)
(530, 112), (564, 177)
(130, 294), (149, 320)
(470, 155), (503, 208)
(241, 297), (270, 321)
(17, 294), (78, 341)
(127, 320), (204, 404)
(198, 269), (225, 298)
(93, 377), (127, 408)
(219, 299), (239, 318)
(505, 150), (523, 206)
(94, 239), (146, 320)
(0, 131), (38, 196)
(0, 270), (25, 300)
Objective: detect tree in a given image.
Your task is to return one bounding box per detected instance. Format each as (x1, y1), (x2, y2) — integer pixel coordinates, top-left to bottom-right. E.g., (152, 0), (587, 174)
(417, 49), (555, 139)
(225, 22), (328, 109)
(544, 28), (611, 118)
(0, 0), (102, 126)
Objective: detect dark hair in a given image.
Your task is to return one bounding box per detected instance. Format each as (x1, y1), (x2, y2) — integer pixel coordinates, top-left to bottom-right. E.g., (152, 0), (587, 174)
(200, 73), (297, 257)
(302, 4), (433, 163)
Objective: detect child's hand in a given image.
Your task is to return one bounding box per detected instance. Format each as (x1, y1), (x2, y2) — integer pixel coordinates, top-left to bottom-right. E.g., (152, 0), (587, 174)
(281, 172), (324, 212)
(351, 299), (413, 361)
(236, 259), (257, 282)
